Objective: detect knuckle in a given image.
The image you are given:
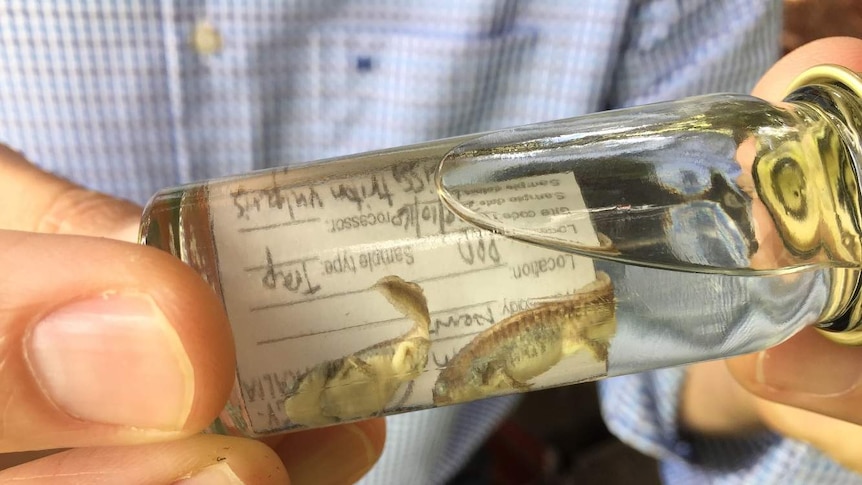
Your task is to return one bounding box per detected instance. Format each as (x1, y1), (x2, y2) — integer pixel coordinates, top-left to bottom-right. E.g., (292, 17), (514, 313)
(36, 186), (139, 238)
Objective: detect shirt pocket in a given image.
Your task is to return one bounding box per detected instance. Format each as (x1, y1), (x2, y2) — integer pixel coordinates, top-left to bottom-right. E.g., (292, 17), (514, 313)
(307, 26), (539, 157)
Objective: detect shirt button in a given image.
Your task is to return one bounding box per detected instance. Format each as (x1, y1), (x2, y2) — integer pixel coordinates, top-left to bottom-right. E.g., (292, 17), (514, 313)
(190, 20), (223, 55)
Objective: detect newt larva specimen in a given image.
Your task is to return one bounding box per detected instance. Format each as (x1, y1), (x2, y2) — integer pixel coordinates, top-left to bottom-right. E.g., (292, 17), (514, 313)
(283, 275), (431, 426)
(432, 272), (616, 405)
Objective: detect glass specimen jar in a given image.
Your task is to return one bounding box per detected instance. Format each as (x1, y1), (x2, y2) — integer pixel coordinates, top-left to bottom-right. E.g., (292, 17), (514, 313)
(140, 65), (862, 436)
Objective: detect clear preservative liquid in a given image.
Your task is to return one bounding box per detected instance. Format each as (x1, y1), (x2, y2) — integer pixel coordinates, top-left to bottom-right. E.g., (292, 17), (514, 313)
(140, 65), (862, 437)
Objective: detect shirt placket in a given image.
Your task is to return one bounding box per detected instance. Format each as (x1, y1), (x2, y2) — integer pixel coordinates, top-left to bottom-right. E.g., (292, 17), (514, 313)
(160, 0), (258, 184)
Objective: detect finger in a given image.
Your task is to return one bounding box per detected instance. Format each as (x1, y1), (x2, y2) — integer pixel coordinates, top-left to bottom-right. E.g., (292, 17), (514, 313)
(751, 36), (862, 100)
(727, 327), (862, 426)
(266, 419), (386, 485)
(0, 145), (140, 240)
(0, 435), (288, 485)
(751, 399), (862, 474)
(0, 230), (234, 451)
(680, 361), (764, 435)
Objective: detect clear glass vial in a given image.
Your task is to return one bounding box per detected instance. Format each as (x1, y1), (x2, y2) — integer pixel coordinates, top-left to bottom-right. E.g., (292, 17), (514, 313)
(140, 65), (862, 437)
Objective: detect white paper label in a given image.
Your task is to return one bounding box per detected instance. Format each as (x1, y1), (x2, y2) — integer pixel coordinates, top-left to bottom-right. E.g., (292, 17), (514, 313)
(210, 159), (602, 433)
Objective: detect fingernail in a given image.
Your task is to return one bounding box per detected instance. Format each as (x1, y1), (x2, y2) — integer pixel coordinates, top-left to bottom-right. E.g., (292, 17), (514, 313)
(282, 424), (378, 485)
(175, 463), (245, 485)
(112, 219), (143, 243)
(756, 332), (862, 397)
(26, 293), (194, 430)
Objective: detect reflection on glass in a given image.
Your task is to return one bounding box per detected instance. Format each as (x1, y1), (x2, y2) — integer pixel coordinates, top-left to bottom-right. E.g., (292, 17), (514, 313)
(437, 87), (862, 278)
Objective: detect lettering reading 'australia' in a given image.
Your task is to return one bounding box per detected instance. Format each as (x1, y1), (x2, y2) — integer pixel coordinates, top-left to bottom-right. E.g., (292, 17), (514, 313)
(261, 248), (321, 295)
(241, 370), (301, 402)
(329, 174), (394, 211)
(231, 185), (323, 220)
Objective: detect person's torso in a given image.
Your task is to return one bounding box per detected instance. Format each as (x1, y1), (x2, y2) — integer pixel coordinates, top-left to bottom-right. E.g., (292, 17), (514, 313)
(0, 0), (632, 203)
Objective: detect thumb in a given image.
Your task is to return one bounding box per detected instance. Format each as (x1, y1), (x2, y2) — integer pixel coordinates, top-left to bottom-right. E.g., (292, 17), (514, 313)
(0, 147), (235, 451)
(727, 327), (862, 425)
(0, 230), (236, 451)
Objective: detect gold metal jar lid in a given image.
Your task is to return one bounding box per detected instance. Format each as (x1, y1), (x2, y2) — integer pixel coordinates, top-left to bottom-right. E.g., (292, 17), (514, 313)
(784, 65), (862, 345)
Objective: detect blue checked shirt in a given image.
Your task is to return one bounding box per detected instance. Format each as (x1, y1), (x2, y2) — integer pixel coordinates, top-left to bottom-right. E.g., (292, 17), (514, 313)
(3, 1), (852, 484)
